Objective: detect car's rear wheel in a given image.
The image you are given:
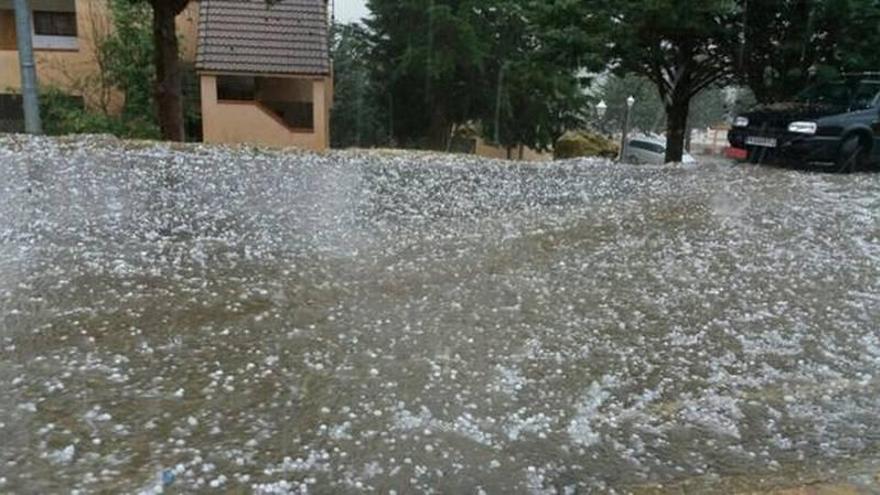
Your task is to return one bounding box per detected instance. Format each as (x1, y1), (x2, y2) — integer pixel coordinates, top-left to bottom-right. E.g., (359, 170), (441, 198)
(836, 134), (870, 173)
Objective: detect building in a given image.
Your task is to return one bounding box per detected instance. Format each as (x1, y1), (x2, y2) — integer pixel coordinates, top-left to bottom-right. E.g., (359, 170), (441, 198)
(0, 0), (331, 150)
(196, 0), (332, 150)
(0, 0), (198, 130)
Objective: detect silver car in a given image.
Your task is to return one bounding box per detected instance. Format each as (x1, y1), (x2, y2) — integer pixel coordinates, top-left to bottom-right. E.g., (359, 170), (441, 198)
(624, 136), (697, 165)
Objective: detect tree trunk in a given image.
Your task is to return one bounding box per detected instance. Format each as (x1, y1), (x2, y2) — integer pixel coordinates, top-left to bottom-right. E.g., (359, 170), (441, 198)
(665, 98), (690, 163)
(427, 105), (450, 150)
(152, 1), (184, 141)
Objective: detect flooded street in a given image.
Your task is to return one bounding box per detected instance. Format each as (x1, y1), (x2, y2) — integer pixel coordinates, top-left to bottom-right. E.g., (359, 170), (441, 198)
(1, 135), (879, 494)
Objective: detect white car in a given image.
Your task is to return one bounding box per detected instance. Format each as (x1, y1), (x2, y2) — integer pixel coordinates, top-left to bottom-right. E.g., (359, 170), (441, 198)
(624, 136), (697, 165)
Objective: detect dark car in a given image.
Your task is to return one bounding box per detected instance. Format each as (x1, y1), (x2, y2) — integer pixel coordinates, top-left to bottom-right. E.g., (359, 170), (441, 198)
(728, 73), (880, 171)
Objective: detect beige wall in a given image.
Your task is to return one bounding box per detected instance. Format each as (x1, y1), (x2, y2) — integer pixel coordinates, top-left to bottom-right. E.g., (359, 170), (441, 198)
(201, 74), (330, 151)
(177, 2), (198, 64)
(0, 0), (198, 112)
(1, 0), (116, 110)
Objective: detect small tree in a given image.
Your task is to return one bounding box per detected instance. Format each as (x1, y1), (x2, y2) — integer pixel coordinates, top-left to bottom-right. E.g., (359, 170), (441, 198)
(103, 0), (156, 126)
(143, 0), (189, 141)
(609, 1), (739, 162)
(543, 0), (739, 162)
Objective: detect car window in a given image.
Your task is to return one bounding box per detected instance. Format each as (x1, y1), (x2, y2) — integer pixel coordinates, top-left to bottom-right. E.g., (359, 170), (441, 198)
(630, 140), (665, 154)
(630, 140), (648, 151)
(851, 81), (880, 109)
(796, 81), (852, 106)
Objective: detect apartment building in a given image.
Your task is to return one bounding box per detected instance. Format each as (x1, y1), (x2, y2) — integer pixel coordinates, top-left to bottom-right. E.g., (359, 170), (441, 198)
(0, 0), (332, 150)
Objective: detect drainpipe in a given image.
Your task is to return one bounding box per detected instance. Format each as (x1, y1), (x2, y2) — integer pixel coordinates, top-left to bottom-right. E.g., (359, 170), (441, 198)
(13, 0), (42, 134)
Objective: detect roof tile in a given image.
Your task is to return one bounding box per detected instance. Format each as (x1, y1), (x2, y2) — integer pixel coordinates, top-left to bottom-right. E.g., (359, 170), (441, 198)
(196, 0), (331, 76)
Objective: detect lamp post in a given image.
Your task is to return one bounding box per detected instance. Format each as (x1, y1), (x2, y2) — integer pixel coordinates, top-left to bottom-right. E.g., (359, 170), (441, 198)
(13, 0), (42, 134)
(595, 100), (607, 135)
(619, 96), (635, 161)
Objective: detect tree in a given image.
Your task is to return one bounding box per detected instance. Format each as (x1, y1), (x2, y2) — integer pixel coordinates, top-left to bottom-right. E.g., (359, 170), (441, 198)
(738, 0), (843, 103)
(594, 74), (732, 147)
(330, 23), (389, 148)
(543, 0), (739, 162)
(366, 0), (487, 149)
(366, 0), (593, 152)
(478, 0), (591, 154)
(144, 0), (189, 141)
(102, 0), (156, 125)
(737, 0), (880, 104)
(134, 0), (282, 142)
(836, 0), (880, 72)
(611, 1), (739, 162)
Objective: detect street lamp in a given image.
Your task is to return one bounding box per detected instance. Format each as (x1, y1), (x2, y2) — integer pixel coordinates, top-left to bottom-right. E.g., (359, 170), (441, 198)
(619, 96), (635, 161)
(595, 100), (608, 135)
(13, 0), (42, 134)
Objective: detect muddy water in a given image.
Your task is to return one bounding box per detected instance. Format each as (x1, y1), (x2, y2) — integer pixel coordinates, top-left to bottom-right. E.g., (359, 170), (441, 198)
(1, 136), (879, 494)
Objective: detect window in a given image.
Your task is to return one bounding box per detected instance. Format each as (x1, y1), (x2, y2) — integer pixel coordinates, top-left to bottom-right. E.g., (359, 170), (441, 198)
(630, 140), (665, 154)
(217, 76), (257, 101)
(0, 10), (16, 50)
(33, 11), (77, 37)
(851, 81), (880, 110)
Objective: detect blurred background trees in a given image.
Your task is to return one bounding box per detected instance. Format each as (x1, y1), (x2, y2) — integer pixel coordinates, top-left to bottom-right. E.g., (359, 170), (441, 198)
(334, 0), (880, 161)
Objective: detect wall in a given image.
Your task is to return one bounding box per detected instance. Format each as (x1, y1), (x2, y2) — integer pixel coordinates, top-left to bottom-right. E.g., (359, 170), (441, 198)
(201, 74), (330, 151)
(177, 2), (198, 64)
(0, 0), (198, 113)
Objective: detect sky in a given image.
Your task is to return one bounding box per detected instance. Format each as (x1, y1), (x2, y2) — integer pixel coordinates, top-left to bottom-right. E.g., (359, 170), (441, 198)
(335, 0), (370, 23)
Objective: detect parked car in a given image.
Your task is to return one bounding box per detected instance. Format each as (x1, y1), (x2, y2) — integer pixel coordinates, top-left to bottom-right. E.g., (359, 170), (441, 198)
(624, 136), (697, 165)
(728, 73), (880, 171)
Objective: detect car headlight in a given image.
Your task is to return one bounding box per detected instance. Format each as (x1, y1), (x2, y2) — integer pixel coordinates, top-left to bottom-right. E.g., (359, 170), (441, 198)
(788, 121), (817, 135)
(733, 116), (749, 128)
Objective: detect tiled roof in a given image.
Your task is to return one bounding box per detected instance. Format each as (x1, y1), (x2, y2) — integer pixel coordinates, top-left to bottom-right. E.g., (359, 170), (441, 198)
(196, 0), (331, 76)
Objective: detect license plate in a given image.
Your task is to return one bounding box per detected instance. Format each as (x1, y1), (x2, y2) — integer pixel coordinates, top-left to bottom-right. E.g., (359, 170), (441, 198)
(746, 136), (777, 148)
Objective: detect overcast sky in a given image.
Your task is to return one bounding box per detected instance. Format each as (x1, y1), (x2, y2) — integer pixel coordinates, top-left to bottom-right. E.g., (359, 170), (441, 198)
(335, 0), (370, 23)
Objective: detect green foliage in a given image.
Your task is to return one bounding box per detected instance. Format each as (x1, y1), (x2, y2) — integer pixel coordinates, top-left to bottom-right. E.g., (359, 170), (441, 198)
(478, 0), (590, 152)
(738, 0), (880, 103)
(330, 23), (389, 148)
(101, 0), (156, 122)
(38, 0), (194, 139)
(40, 87), (159, 138)
(365, 0), (588, 152)
(543, 0), (740, 161)
(366, 0), (487, 148)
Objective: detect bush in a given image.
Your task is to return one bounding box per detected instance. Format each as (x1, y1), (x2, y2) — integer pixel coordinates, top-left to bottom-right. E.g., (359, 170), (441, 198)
(554, 130), (619, 160)
(40, 87), (159, 138)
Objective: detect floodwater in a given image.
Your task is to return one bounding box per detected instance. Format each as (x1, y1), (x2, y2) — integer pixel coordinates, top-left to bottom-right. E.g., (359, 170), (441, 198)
(1, 135), (879, 494)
